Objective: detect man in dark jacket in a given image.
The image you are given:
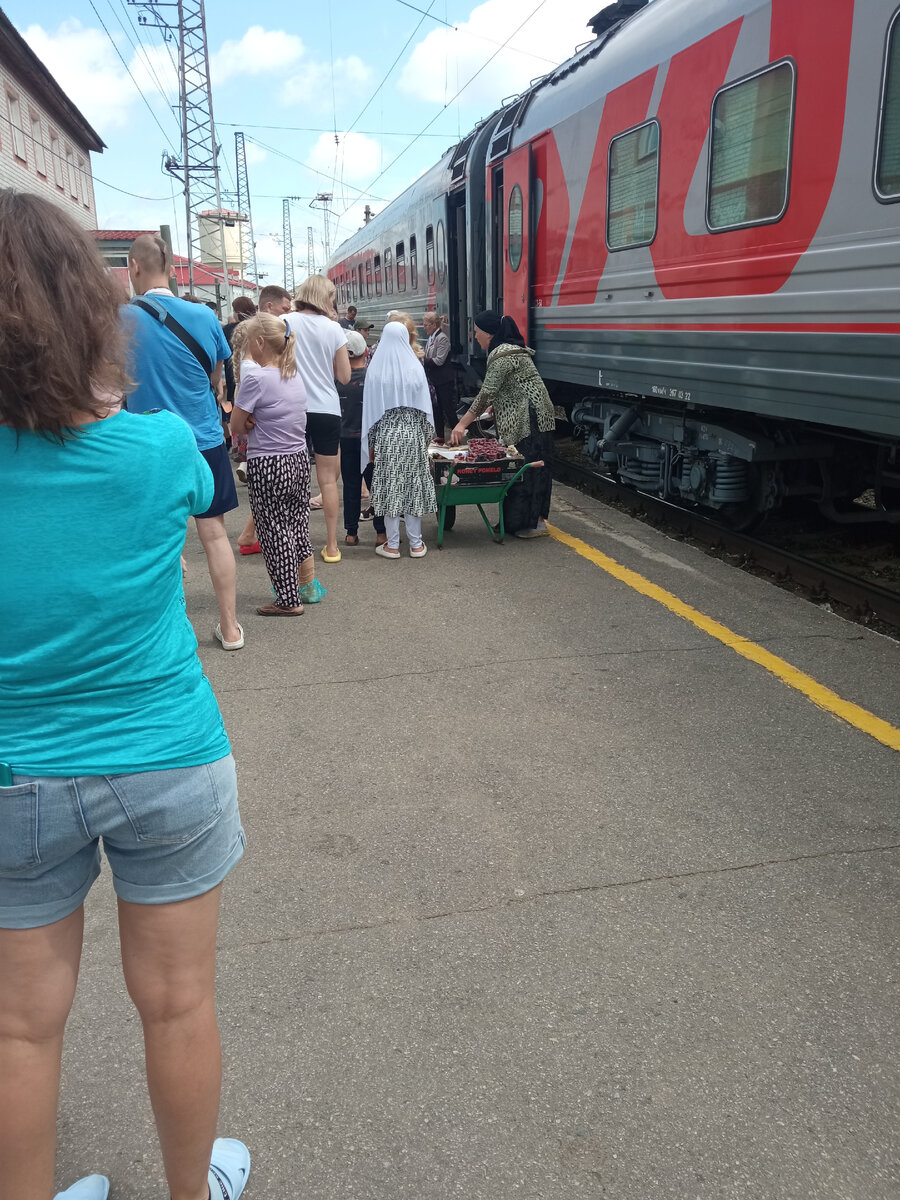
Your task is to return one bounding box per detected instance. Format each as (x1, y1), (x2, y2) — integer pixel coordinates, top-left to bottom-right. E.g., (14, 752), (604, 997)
(337, 330), (387, 545)
(423, 311), (455, 439)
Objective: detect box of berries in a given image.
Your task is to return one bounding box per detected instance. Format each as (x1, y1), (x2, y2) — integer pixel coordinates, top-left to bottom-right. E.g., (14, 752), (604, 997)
(450, 438), (524, 486)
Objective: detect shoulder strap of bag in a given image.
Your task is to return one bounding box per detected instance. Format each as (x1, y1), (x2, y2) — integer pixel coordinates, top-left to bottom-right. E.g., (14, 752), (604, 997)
(131, 295), (214, 379)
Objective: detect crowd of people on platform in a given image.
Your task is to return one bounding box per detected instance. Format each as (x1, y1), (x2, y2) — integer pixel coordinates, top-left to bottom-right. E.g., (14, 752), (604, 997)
(0, 190), (555, 1200)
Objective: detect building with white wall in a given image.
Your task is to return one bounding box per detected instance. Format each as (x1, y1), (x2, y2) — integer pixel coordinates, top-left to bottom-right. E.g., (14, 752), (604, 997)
(0, 9), (104, 229)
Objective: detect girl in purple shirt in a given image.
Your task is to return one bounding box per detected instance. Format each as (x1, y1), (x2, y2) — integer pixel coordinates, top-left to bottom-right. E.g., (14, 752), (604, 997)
(231, 314), (325, 614)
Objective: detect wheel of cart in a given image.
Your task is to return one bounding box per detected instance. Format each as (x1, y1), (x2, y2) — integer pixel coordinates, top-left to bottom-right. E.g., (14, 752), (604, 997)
(434, 458), (545, 547)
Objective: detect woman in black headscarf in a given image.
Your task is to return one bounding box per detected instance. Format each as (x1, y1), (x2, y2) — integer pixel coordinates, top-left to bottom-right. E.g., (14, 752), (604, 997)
(450, 311), (555, 537)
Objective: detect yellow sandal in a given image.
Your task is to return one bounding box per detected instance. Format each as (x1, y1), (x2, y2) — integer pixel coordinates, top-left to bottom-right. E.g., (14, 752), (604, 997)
(320, 548), (342, 563)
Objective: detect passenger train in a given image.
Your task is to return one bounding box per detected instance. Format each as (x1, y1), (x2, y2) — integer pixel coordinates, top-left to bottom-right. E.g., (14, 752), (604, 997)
(328, 0), (900, 525)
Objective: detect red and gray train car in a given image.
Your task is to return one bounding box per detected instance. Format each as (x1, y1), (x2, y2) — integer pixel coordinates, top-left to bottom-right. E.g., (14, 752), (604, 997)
(328, 0), (900, 523)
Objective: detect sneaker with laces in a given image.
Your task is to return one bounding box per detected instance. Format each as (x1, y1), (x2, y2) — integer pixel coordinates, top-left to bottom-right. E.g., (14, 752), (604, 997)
(54, 1177), (109, 1200)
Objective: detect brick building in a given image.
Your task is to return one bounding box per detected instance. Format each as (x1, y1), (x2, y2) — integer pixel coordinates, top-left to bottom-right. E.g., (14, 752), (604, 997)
(0, 9), (103, 229)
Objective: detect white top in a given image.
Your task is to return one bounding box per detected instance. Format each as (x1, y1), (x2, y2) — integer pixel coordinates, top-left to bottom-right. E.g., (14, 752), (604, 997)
(360, 320), (433, 471)
(285, 311), (347, 417)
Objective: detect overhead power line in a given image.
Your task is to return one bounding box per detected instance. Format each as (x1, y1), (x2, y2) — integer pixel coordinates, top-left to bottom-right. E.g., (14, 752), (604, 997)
(218, 122), (452, 138)
(391, 0), (558, 65)
(86, 0), (175, 146)
(243, 134), (387, 201)
(337, 0), (552, 226)
(107, 0), (179, 126)
(343, 0), (440, 141)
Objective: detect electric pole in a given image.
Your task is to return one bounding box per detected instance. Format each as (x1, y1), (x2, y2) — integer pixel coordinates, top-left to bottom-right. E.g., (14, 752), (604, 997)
(307, 226), (316, 276)
(132, 0), (232, 307)
(234, 132), (258, 292)
(311, 193), (333, 264)
(283, 200), (294, 292)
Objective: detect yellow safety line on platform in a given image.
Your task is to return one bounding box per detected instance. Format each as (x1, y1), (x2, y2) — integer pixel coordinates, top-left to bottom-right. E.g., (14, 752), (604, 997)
(546, 523), (900, 753)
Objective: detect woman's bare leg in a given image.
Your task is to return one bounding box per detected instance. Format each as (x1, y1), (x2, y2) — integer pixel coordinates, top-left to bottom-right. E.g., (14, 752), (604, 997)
(314, 451), (341, 558)
(0, 907), (84, 1200)
(118, 887), (223, 1200)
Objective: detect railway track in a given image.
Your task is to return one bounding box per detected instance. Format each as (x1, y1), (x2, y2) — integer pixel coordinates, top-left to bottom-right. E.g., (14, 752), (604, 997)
(553, 454), (900, 634)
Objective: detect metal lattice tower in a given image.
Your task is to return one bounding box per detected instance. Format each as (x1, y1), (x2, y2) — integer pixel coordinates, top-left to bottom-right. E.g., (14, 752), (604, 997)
(311, 193), (333, 264)
(234, 133), (258, 290)
(132, 0), (231, 306)
(307, 227), (316, 277)
(283, 200), (294, 292)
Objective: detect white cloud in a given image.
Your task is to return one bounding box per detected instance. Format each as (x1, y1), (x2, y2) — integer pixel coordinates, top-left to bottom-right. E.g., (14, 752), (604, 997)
(210, 26), (305, 85)
(281, 56), (372, 110)
(244, 141), (268, 166)
(399, 0), (611, 107)
(310, 131), (381, 185)
(23, 19), (148, 131)
(129, 42), (179, 103)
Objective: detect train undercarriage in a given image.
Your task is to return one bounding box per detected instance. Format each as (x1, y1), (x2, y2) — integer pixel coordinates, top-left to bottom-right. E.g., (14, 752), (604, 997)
(569, 395), (900, 529)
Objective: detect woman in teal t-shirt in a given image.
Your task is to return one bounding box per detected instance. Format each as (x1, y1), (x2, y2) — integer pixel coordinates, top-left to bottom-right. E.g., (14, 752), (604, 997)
(0, 192), (250, 1200)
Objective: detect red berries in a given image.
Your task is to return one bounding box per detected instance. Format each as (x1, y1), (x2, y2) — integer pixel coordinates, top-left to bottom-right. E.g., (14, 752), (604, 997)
(463, 438), (508, 463)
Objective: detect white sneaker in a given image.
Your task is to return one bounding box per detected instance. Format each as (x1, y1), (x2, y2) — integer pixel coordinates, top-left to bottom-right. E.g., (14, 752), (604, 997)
(236, 462), (247, 484)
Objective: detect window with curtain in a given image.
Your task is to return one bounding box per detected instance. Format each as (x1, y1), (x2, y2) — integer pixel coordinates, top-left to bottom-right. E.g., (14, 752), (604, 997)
(877, 12), (900, 199)
(707, 61), (794, 230)
(607, 120), (659, 249)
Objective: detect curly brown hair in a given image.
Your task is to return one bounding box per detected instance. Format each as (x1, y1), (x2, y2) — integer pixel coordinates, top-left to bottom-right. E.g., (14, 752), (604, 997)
(0, 189), (131, 439)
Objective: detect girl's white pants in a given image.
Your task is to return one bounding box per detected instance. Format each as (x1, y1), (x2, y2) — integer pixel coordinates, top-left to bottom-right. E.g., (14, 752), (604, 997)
(384, 514), (422, 549)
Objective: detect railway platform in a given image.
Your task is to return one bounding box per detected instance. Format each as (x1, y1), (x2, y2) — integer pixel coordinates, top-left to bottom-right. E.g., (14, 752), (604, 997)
(56, 480), (900, 1199)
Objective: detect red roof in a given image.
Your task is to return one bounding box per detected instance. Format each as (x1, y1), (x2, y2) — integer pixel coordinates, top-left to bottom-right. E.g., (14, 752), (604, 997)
(90, 230), (155, 241)
(173, 255), (257, 292)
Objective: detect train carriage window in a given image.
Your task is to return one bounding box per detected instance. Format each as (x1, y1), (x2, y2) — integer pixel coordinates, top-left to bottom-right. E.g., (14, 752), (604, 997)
(707, 60), (795, 231)
(876, 11), (900, 200)
(425, 225), (435, 284)
(374, 253), (382, 296)
(385, 247), (394, 294)
(436, 220), (447, 282)
(409, 235), (418, 289)
(366, 259), (373, 298)
(352, 268), (359, 302)
(396, 241), (406, 292)
(607, 121), (659, 249)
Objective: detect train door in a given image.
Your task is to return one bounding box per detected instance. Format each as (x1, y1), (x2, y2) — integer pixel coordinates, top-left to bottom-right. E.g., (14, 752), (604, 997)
(501, 144), (532, 343)
(447, 191), (468, 352)
(490, 165), (504, 312)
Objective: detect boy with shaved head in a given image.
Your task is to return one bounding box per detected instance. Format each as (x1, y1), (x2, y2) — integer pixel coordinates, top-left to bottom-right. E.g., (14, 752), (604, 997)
(122, 234), (244, 650)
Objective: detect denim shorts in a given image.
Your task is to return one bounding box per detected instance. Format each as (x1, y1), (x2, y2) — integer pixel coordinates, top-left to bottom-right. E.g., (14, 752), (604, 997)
(0, 754), (245, 930)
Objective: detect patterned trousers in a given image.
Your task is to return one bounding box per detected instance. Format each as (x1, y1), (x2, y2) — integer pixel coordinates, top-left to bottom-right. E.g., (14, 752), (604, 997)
(247, 451), (312, 607)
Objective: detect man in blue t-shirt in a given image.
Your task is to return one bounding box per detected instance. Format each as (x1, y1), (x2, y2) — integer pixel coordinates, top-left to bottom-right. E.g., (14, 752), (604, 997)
(122, 234), (244, 650)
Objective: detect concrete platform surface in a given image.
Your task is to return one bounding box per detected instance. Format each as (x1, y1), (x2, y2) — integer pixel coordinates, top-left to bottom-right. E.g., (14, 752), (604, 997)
(55, 479), (900, 1199)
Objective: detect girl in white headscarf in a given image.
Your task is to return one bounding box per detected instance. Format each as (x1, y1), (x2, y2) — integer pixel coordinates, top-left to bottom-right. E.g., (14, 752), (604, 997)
(361, 320), (437, 558)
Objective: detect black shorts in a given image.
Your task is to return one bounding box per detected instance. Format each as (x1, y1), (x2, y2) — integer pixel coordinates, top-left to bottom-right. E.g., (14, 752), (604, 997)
(305, 412), (341, 458)
(197, 441), (239, 518)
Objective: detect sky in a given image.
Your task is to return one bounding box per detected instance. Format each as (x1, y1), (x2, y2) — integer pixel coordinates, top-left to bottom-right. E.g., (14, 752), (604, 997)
(6, 0), (613, 286)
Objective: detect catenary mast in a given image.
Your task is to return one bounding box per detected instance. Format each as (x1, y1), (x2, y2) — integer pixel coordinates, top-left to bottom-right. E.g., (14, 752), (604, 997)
(234, 132), (258, 290)
(132, 0), (231, 306)
(283, 200), (295, 292)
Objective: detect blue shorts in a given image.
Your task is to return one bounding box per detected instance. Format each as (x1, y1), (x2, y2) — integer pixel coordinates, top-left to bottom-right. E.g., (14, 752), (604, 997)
(197, 441), (239, 518)
(0, 754), (244, 930)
